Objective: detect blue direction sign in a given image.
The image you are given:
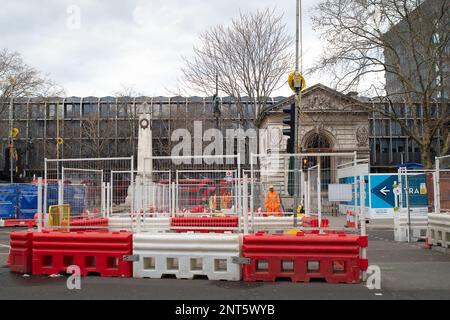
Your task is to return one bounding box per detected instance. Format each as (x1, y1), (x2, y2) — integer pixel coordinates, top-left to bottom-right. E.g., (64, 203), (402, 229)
(370, 175), (397, 208)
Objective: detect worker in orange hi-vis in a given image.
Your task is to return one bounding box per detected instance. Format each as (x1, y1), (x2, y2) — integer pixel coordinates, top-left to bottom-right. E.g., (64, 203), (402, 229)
(265, 185), (282, 217)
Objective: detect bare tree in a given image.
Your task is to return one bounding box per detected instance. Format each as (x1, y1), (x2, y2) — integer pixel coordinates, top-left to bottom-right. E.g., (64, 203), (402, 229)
(0, 49), (63, 114)
(181, 8), (294, 126)
(113, 85), (140, 157)
(80, 115), (112, 158)
(311, 0), (450, 168)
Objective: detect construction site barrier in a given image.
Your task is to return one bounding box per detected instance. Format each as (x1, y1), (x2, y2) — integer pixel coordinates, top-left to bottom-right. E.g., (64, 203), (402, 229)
(108, 217), (171, 232)
(32, 231), (133, 277)
(171, 217), (238, 233)
(247, 217), (300, 232)
(8, 231), (33, 274)
(242, 232), (368, 284)
(302, 216), (330, 228)
(0, 219), (35, 228)
(133, 233), (242, 281)
(428, 213), (450, 253)
(394, 214), (428, 242)
(70, 217), (109, 231)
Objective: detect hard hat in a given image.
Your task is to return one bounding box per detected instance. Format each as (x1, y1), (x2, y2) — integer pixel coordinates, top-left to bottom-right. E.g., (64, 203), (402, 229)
(269, 185), (274, 189)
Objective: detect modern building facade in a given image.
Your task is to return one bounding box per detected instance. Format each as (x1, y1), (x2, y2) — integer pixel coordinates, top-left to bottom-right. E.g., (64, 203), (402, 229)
(0, 87), (447, 180)
(0, 96), (283, 180)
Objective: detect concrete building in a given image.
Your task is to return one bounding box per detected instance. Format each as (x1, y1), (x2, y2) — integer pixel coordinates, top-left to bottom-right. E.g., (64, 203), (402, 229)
(384, 0), (450, 100)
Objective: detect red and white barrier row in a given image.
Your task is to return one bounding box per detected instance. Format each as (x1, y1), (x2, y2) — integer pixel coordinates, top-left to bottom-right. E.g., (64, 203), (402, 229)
(9, 229), (368, 284)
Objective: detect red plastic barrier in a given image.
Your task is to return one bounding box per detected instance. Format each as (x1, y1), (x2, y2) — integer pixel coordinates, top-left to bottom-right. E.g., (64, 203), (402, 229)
(302, 216), (329, 228)
(242, 232), (368, 284)
(1, 219), (35, 228)
(171, 216), (238, 233)
(70, 217), (109, 231)
(8, 231), (33, 274)
(32, 231), (132, 277)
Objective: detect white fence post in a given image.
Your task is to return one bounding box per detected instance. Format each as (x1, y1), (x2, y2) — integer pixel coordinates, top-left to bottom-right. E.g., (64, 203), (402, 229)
(318, 162), (322, 228)
(435, 157), (441, 215)
(359, 174), (367, 281)
(106, 182), (111, 219)
(37, 177), (43, 233)
(243, 174), (249, 234)
(58, 179), (64, 206)
(101, 182), (106, 218)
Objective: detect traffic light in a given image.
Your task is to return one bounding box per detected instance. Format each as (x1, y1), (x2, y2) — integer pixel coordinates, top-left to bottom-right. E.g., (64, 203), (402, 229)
(212, 94), (221, 118)
(283, 103), (296, 154)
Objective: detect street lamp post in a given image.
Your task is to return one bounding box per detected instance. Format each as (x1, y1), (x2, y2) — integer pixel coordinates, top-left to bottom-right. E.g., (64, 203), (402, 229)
(293, 0), (303, 223)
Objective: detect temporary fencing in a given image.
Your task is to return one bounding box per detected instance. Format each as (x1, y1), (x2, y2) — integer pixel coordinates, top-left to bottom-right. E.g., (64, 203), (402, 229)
(133, 233), (242, 281)
(32, 230), (133, 277)
(396, 168), (434, 242)
(423, 156), (450, 253)
(435, 156), (450, 215)
(242, 232), (368, 283)
(44, 157), (134, 230)
(136, 155), (244, 233)
(111, 170), (171, 218)
(249, 153), (363, 231)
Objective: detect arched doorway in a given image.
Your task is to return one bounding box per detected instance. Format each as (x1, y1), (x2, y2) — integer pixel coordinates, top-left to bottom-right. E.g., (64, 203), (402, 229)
(304, 131), (334, 190)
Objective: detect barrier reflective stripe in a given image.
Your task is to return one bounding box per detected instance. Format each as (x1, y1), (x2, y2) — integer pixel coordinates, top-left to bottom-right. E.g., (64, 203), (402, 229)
(428, 214), (450, 250)
(108, 217), (170, 232)
(133, 233), (242, 281)
(242, 233), (368, 284)
(171, 217), (238, 233)
(394, 215), (428, 242)
(32, 231), (132, 277)
(8, 231), (33, 274)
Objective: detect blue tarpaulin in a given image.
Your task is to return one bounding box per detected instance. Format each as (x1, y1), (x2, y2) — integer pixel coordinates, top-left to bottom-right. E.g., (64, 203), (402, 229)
(0, 183), (86, 220)
(17, 184), (39, 219)
(0, 185), (17, 219)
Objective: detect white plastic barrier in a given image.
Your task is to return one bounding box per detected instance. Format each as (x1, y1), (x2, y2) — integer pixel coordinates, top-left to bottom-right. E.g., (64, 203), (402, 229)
(394, 214), (428, 242)
(109, 217), (171, 232)
(133, 233), (242, 281)
(428, 214), (450, 251)
(247, 216), (301, 232)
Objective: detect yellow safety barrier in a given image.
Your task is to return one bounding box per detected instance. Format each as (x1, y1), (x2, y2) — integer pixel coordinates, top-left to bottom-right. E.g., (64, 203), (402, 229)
(48, 204), (71, 231)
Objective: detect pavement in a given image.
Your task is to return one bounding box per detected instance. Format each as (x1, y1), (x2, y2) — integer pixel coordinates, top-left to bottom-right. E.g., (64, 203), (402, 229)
(1, 218), (450, 300)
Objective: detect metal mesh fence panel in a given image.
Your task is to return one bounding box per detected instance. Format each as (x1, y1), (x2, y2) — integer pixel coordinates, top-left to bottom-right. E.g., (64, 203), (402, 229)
(142, 155), (241, 220)
(437, 156), (450, 214)
(44, 157), (133, 229)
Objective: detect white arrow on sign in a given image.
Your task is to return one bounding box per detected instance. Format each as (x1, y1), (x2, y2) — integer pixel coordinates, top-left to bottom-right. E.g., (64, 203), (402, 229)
(380, 186), (391, 196)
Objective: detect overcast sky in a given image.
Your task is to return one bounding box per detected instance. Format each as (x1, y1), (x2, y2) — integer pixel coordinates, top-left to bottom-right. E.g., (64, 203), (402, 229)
(0, 0), (324, 97)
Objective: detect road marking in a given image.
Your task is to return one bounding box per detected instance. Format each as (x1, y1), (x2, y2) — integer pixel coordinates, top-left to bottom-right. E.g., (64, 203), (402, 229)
(0, 243), (10, 248)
